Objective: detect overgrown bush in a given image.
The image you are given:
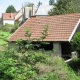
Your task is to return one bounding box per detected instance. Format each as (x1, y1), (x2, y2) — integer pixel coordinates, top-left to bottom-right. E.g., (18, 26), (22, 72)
(68, 58), (80, 72)
(0, 31), (12, 47)
(0, 49), (80, 80)
(0, 23), (19, 33)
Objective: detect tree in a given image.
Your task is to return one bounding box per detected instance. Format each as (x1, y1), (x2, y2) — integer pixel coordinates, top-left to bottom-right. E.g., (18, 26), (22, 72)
(37, 1), (42, 8)
(48, 0), (80, 15)
(71, 32), (80, 55)
(6, 5), (16, 13)
(17, 25), (49, 50)
(49, 0), (55, 5)
(25, 2), (33, 7)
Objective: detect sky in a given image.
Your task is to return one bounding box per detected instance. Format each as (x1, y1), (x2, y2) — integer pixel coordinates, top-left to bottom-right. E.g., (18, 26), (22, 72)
(0, 0), (49, 17)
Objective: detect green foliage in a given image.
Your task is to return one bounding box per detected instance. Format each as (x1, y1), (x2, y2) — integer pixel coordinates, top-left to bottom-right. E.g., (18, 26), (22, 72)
(11, 22), (19, 33)
(6, 5), (16, 13)
(25, 28), (31, 40)
(16, 39), (24, 50)
(0, 23), (19, 33)
(0, 31), (12, 46)
(23, 51), (49, 65)
(25, 25), (49, 41)
(44, 73), (59, 80)
(35, 72), (59, 80)
(0, 24), (13, 32)
(25, 2), (33, 7)
(0, 49), (80, 80)
(41, 25), (49, 40)
(0, 23), (18, 47)
(0, 31), (11, 39)
(49, 0), (80, 15)
(68, 58), (80, 72)
(71, 32), (80, 54)
(49, 0), (55, 5)
(37, 1), (42, 8)
(0, 54), (15, 79)
(16, 25), (49, 50)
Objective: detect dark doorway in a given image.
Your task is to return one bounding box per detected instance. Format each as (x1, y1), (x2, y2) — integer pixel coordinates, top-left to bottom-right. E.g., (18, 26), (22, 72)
(61, 42), (72, 59)
(33, 41), (53, 50)
(40, 42), (53, 50)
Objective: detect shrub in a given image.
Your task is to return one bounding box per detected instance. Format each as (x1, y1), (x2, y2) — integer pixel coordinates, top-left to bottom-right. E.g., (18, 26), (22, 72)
(22, 51), (49, 65)
(0, 23), (19, 33)
(0, 49), (80, 80)
(0, 31), (12, 46)
(16, 25), (49, 51)
(71, 32), (80, 55)
(68, 58), (80, 72)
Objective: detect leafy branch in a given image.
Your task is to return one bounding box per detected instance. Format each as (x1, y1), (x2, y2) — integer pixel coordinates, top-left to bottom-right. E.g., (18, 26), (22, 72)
(16, 25), (49, 50)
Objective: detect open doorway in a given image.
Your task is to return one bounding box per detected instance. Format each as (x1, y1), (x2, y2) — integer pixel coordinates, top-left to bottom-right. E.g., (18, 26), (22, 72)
(61, 42), (72, 59)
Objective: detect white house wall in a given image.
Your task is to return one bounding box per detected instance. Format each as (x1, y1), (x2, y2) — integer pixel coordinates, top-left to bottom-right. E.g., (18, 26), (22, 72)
(3, 20), (14, 25)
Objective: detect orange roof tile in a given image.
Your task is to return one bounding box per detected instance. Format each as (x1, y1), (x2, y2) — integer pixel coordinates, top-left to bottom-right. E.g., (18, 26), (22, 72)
(8, 13), (80, 42)
(2, 13), (16, 20)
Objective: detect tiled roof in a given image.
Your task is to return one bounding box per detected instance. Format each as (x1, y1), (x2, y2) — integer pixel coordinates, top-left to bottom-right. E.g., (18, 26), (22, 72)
(2, 13), (16, 20)
(8, 13), (80, 42)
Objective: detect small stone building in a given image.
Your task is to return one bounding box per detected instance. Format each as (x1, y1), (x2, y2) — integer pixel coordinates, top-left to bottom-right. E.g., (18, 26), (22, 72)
(8, 13), (80, 57)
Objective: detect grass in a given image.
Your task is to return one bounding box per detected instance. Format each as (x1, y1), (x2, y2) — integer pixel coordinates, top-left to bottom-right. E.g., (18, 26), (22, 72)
(0, 31), (12, 39)
(0, 39), (7, 45)
(0, 31), (12, 46)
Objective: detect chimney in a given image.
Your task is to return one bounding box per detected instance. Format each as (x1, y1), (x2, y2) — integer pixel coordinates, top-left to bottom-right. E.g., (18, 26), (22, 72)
(24, 7), (26, 19)
(22, 3), (25, 22)
(32, 4), (34, 16)
(10, 12), (12, 19)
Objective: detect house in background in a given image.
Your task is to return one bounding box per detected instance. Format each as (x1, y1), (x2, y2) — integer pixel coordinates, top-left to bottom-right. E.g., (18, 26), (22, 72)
(1, 13), (16, 25)
(17, 4), (54, 22)
(1, 4), (37, 25)
(8, 13), (80, 57)
(1, 4), (53, 25)
(35, 5), (54, 16)
(15, 4), (37, 25)
(14, 10), (22, 23)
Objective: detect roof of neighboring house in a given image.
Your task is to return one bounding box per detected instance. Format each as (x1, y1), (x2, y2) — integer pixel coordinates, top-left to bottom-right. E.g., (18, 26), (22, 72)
(35, 5), (54, 16)
(15, 5), (37, 21)
(2, 13), (16, 20)
(8, 13), (80, 42)
(15, 15), (22, 21)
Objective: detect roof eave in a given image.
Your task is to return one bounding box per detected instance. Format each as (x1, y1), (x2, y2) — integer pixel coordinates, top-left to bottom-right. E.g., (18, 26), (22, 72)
(68, 19), (80, 42)
(8, 18), (30, 41)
